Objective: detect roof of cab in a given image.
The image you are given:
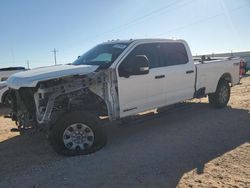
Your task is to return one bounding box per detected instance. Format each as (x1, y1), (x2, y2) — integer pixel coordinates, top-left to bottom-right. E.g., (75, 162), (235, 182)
(102, 38), (186, 45)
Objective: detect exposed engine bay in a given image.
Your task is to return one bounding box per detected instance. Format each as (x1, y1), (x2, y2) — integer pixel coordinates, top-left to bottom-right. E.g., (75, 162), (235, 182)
(9, 70), (119, 131)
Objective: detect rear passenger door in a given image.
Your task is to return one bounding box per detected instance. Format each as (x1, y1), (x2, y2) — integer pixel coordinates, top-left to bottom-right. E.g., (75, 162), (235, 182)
(158, 42), (195, 104)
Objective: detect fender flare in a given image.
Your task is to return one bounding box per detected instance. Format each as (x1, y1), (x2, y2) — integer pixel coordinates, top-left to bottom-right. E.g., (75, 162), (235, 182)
(217, 73), (232, 88)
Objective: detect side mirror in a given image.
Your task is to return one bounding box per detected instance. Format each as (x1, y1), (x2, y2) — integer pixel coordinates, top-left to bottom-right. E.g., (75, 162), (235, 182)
(119, 55), (150, 78)
(119, 55), (149, 78)
(131, 55), (150, 75)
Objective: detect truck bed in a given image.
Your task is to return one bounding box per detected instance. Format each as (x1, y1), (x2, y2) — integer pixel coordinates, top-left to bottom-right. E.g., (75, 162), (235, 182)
(195, 58), (241, 95)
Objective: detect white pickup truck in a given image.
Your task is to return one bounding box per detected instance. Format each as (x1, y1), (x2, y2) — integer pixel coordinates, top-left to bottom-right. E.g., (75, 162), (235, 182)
(6, 39), (241, 156)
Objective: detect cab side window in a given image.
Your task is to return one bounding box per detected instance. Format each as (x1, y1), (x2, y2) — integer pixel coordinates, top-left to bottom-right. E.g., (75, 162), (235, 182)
(118, 43), (160, 77)
(159, 43), (188, 67)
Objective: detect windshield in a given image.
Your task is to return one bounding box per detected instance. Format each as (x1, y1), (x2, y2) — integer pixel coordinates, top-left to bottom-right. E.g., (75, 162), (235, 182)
(72, 43), (128, 66)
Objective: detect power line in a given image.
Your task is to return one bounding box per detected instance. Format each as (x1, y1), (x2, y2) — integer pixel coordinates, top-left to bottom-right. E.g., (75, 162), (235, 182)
(82, 1), (249, 43)
(81, 0), (188, 42)
(156, 3), (250, 37)
(100, 0), (184, 33)
(107, 0), (194, 36)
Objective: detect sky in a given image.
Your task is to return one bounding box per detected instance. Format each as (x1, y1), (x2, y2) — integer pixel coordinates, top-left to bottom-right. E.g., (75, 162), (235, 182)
(0, 0), (250, 68)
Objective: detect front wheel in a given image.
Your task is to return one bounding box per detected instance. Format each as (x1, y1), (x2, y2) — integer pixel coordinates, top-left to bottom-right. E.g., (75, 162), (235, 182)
(49, 111), (107, 156)
(208, 79), (230, 108)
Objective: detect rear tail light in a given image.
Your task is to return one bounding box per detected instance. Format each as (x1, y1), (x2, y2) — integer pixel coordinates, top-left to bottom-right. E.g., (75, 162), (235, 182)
(239, 59), (245, 78)
(240, 68), (245, 76)
(240, 60), (244, 67)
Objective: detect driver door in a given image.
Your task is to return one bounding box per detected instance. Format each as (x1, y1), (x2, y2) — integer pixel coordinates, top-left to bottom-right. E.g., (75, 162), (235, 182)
(117, 43), (167, 118)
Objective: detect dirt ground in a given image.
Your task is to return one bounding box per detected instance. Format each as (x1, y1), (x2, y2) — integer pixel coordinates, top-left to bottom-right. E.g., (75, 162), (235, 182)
(0, 73), (249, 188)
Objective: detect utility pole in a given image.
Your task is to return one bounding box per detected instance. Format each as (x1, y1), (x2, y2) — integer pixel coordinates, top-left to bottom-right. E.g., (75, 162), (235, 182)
(27, 60), (30, 69)
(51, 48), (58, 65)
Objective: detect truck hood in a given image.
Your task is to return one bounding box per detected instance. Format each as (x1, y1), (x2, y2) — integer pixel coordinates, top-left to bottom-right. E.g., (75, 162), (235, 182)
(7, 64), (99, 89)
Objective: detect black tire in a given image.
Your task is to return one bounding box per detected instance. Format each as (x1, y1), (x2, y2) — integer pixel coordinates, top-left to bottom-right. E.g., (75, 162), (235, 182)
(49, 111), (107, 156)
(208, 79), (230, 108)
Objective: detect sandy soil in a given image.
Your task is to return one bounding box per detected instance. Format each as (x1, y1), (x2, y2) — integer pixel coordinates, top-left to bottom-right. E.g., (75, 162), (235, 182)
(0, 73), (249, 187)
(177, 74), (250, 188)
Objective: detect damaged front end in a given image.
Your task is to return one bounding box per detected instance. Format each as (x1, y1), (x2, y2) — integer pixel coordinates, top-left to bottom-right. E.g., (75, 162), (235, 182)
(9, 87), (37, 130)
(8, 71), (117, 132)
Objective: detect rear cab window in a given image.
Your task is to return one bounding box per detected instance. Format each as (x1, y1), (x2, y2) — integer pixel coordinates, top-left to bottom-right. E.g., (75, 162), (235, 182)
(158, 42), (189, 67)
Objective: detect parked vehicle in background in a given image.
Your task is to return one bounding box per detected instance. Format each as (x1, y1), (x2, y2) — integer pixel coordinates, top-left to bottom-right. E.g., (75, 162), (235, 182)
(6, 39), (241, 156)
(0, 67), (26, 105)
(0, 67), (26, 82)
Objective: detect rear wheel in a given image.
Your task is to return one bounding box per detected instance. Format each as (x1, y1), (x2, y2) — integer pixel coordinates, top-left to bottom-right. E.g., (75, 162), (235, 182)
(208, 79), (230, 108)
(49, 111), (107, 156)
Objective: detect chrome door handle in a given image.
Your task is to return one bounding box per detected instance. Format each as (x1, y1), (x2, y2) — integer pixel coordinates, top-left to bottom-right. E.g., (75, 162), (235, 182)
(186, 70), (194, 74)
(155, 75), (165, 79)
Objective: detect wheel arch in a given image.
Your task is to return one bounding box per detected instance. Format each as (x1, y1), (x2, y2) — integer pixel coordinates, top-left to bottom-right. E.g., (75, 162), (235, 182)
(62, 89), (109, 119)
(83, 91), (109, 116)
(220, 73), (232, 83)
(215, 73), (233, 90)
(208, 73), (232, 95)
